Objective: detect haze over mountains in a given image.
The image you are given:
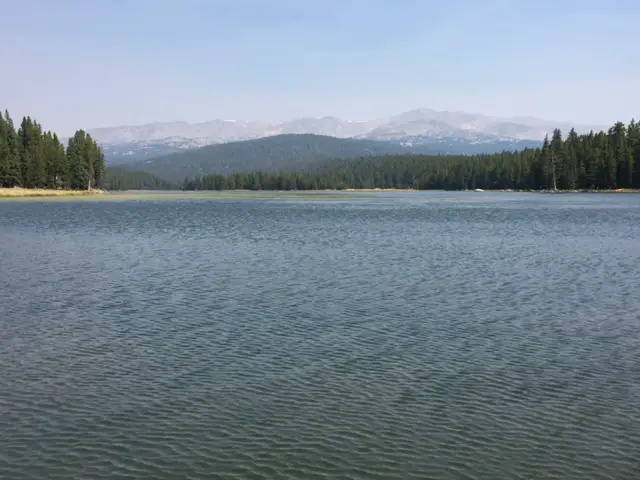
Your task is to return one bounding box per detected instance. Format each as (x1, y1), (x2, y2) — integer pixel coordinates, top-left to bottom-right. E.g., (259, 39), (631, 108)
(112, 132), (550, 184)
(113, 134), (441, 183)
(90, 107), (607, 163)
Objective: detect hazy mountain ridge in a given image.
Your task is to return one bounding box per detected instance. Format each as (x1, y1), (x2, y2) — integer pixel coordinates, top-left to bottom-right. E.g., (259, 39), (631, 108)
(116, 133), (542, 183)
(117, 134), (429, 182)
(89, 107), (606, 163)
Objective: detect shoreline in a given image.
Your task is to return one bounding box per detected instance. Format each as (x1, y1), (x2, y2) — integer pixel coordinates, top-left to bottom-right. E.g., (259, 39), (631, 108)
(0, 188), (105, 198)
(537, 188), (640, 194)
(0, 190), (371, 202)
(341, 188), (418, 192)
(2, 187), (639, 201)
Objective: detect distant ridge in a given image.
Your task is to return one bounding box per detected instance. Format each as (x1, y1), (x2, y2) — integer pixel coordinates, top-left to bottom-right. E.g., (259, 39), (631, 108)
(88, 107), (605, 163)
(115, 133), (541, 183)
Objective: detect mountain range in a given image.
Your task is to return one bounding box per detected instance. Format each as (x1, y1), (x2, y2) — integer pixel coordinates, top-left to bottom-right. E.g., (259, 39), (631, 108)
(117, 133), (549, 183)
(88, 107), (607, 163)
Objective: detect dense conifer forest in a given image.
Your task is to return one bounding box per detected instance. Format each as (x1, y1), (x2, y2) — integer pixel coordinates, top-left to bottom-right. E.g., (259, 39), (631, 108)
(0, 111), (105, 190)
(3, 109), (639, 193)
(116, 133), (541, 182)
(103, 167), (175, 190)
(183, 121), (640, 192)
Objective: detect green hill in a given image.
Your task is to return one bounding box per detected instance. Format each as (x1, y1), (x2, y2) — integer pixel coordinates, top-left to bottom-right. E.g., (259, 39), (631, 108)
(183, 120), (640, 192)
(118, 134), (435, 183)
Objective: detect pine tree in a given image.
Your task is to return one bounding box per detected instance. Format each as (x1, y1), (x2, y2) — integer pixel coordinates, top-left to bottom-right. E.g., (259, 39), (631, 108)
(564, 128), (579, 190)
(91, 138), (106, 190)
(0, 113), (9, 186)
(18, 117), (47, 188)
(4, 112), (22, 187)
(18, 117), (32, 187)
(604, 137), (617, 189)
(540, 135), (555, 190)
(42, 132), (68, 189)
(52, 133), (69, 188)
(582, 132), (597, 189)
(626, 119), (639, 188)
(609, 122), (630, 188)
(67, 130), (90, 190)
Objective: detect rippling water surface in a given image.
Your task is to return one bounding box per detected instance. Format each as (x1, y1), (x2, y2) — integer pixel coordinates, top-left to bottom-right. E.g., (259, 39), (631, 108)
(1, 192), (639, 479)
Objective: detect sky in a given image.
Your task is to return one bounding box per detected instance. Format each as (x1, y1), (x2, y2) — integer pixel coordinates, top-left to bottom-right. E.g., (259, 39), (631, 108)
(1, 0), (639, 135)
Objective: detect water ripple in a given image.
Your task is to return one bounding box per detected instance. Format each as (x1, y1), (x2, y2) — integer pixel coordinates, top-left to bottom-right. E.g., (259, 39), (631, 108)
(1, 193), (640, 479)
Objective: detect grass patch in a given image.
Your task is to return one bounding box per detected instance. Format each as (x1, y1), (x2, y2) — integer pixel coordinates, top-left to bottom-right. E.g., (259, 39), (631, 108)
(0, 190), (375, 202)
(0, 187), (104, 198)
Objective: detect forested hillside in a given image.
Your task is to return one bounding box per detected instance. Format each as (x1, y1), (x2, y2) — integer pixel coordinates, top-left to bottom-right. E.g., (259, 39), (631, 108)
(104, 167), (175, 190)
(183, 121), (640, 191)
(4, 110), (638, 193)
(118, 134), (445, 182)
(0, 111), (105, 190)
(101, 135), (540, 166)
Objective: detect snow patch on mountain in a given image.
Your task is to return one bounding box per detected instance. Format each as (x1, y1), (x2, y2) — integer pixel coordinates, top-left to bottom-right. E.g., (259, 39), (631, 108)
(89, 107), (606, 163)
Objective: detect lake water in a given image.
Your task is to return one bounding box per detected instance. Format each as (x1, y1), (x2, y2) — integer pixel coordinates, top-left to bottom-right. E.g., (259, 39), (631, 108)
(1, 192), (639, 479)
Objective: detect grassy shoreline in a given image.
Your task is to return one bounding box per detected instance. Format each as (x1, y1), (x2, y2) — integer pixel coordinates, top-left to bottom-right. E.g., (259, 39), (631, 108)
(0, 190), (370, 201)
(0, 187), (104, 198)
(1, 187), (639, 201)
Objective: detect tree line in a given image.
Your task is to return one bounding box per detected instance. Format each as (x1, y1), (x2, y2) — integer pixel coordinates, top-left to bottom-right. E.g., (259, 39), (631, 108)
(104, 167), (175, 191)
(0, 110), (105, 190)
(183, 120), (640, 191)
(3, 111), (638, 192)
(126, 133), (455, 183)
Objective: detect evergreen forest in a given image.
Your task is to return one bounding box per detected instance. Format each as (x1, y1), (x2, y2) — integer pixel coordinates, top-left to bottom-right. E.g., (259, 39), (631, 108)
(183, 122), (640, 192)
(3, 108), (639, 193)
(103, 167), (175, 191)
(117, 133), (541, 182)
(0, 111), (105, 190)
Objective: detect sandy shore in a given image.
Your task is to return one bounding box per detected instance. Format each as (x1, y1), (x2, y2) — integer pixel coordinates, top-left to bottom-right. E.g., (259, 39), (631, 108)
(0, 188), (104, 198)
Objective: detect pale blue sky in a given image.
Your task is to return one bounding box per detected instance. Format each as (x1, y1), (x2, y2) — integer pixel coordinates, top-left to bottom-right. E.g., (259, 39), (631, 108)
(2, 0), (639, 135)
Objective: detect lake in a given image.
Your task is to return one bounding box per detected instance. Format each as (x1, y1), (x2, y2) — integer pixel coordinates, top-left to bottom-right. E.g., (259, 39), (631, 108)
(1, 191), (639, 479)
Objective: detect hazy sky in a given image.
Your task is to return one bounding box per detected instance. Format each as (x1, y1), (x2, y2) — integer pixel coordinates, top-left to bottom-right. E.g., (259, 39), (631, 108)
(2, 0), (639, 135)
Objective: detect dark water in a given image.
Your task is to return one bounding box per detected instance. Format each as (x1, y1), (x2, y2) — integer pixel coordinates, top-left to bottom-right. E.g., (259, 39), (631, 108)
(1, 192), (639, 479)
